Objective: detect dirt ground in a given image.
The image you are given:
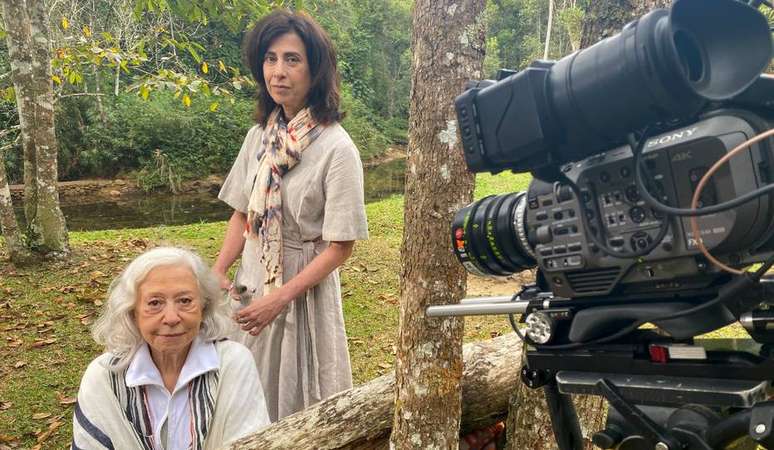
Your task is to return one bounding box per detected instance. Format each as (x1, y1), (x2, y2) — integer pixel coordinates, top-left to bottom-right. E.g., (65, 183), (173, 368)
(465, 270), (536, 297)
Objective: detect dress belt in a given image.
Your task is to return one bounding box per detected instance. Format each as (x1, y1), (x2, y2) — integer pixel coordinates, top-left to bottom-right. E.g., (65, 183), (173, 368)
(284, 236), (323, 402)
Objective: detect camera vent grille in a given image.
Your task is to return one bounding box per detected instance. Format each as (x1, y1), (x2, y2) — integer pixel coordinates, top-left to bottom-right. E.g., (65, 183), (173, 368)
(565, 268), (621, 294)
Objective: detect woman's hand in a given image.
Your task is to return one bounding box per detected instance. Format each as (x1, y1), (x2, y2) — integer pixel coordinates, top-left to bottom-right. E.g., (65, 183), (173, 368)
(214, 271), (240, 301)
(235, 289), (292, 336)
(233, 241), (354, 336)
(214, 271), (231, 291)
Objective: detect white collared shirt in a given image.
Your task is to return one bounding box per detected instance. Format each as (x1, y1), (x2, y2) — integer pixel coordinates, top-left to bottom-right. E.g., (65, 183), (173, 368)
(126, 336), (219, 450)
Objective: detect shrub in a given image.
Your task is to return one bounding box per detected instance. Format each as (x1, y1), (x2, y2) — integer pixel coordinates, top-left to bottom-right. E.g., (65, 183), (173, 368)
(56, 93), (255, 183)
(340, 83), (391, 161)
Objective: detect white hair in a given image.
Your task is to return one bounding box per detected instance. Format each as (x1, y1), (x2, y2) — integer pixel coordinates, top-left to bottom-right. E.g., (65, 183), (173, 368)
(92, 246), (232, 369)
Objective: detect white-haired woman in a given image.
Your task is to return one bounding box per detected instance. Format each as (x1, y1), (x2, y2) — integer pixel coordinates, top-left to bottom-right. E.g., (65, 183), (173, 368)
(72, 247), (269, 450)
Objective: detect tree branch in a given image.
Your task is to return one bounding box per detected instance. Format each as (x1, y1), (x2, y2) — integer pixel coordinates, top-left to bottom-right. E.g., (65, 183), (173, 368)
(0, 124), (20, 139)
(55, 92), (106, 101)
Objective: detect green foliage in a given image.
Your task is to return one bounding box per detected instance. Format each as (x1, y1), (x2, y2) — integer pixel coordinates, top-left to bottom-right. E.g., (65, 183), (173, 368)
(55, 92), (254, 184)
(318, 0), (411, 121)
(136, 149), (183, 192)
(486, 0), (589, 71)
(557, 5), (584, 52)
(340, 84), (391, 161)
(132, 0), (273, 32)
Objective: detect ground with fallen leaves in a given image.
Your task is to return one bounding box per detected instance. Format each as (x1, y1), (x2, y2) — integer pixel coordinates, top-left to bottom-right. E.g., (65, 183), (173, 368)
(0, 173), (536, 449)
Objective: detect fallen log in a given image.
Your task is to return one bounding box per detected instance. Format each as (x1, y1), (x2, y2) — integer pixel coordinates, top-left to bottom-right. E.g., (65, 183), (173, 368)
(223, 333), (523, 450)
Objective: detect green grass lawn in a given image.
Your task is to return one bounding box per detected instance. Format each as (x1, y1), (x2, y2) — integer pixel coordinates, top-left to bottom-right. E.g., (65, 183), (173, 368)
(0, 170), (752, 448)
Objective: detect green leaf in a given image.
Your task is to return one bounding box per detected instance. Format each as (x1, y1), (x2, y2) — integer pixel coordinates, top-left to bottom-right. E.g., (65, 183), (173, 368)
(140, 84), (150, 100)
(2, 87), (16, 102)
(186, 45), (202, 63)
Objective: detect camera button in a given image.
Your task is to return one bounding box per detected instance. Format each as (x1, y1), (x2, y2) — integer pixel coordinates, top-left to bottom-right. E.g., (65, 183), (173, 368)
(536, 211), (549, 221)
(553, 245), (567, 254)
(538, 246), (553, 256)
(609, 237), (625, 247)
(568, 242), (582, 252)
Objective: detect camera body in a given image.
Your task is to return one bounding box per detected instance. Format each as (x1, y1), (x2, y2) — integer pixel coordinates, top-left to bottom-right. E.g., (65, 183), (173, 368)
(458, 111), (774, 299)
(451, 0), (773, 302)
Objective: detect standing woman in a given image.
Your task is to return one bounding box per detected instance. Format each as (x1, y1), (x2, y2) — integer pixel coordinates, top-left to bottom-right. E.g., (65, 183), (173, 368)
(213, 10), (368, 422)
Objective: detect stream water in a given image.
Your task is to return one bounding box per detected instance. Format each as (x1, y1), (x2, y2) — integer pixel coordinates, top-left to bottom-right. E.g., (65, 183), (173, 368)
(17, 158), (406, 232)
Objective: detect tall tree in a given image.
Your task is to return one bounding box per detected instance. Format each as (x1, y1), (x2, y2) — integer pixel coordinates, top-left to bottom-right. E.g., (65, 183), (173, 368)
(1, 0), (69, 259)
(0, 126), (30, 263)
(390, 0), (485, 448)
(580, 0), (669, 48)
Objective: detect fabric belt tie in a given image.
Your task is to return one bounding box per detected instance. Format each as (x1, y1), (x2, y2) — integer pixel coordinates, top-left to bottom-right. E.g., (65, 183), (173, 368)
(284, 237), (323, 403)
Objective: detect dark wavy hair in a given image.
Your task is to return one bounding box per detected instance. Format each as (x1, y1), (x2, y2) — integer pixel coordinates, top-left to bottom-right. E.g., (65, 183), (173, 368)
(243, 9), (343, 126)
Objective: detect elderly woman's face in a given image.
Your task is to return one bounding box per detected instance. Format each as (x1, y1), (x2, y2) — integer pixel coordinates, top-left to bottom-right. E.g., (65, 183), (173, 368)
(134, 265), (203, 357)
(263, 32), (312, 120)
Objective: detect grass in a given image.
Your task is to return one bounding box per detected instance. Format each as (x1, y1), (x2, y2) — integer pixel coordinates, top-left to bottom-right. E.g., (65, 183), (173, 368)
(0, 170), (753, 448)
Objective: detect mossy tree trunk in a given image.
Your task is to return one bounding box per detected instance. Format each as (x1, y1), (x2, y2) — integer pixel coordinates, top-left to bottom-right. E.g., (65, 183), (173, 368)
(1, 0), (69, 260)
(389, 0), (486, 448)
(580, 0), (671, 48)
(0, 142), (31, 263)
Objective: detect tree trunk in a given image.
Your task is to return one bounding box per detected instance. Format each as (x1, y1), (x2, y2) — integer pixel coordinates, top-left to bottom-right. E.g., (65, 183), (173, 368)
(580, 0), (670, 48)
(506, 380), (606, 450)
(0, 144), (32, 263)
(1, 0), (69, 257)
(543, 0), (555, 59)
(28, 0), (69, 255)
(390, 0), (486, 448)
(1, 0), (38, 237)
(223, 334), (523, 450)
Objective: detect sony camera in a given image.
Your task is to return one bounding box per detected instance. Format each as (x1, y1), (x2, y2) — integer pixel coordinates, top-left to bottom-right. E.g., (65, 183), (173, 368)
(452, 0), (773, 318)
(439, 2), (774, 447)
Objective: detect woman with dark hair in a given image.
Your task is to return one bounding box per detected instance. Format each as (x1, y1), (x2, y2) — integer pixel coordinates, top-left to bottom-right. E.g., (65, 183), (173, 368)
(213, 9), (368, 422)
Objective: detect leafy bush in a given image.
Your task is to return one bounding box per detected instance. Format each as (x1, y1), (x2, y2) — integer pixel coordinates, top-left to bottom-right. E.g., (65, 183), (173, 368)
(56, 92), (255, 184)
(340, 83), (392, 161)
(53, 87), (395, 186)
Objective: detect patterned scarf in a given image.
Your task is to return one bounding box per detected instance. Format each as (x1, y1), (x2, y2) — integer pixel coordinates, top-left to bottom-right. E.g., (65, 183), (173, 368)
(246, 107), (322, 294)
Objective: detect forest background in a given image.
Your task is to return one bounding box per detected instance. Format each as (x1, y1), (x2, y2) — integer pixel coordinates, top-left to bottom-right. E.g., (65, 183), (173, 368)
(0, 0), (586, 189)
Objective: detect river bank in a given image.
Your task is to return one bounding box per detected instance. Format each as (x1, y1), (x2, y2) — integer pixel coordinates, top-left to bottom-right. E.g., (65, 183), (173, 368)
(8, 146), (409, 205)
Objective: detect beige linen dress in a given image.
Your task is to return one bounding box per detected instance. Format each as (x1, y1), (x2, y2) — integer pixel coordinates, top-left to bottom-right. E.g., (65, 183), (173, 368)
(218, 122), (369, 422)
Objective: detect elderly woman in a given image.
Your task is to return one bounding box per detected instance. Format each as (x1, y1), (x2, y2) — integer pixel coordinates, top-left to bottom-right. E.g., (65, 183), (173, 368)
(72, 247), (269, 450)
(213, 10), (368, 421)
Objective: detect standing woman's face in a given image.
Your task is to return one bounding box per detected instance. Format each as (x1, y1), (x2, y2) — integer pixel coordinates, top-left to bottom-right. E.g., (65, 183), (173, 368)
(263, 32), (312, 121)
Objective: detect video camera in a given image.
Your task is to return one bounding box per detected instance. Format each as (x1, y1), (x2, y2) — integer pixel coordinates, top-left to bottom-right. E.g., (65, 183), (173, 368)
(429, 0), (774, 448)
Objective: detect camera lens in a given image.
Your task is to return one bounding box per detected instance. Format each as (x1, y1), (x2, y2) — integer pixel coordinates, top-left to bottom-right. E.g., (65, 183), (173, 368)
(451, 192), (536, 277)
